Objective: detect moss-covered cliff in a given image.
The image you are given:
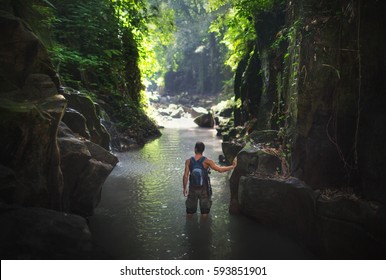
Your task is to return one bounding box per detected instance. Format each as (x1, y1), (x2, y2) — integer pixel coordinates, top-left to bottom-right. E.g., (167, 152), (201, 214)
(233, 0), (386, 204)
(225, 0), (386, 259)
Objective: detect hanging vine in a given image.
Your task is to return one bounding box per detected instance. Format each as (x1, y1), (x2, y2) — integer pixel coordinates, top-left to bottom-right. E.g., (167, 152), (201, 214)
(354, 0), (362, 168)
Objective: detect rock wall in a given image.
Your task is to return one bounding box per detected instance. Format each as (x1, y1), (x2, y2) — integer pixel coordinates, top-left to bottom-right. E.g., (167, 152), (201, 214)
(0, 95), (66, 210)
(289, 0), (386, 203)
(0, 13), (65, 210)
(227, 0), (386, 258)
(0, 12), (117, 258)
(231, 0), (386, 203)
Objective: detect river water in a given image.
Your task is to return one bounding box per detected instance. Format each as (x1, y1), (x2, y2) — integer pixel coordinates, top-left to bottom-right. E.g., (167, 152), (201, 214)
(89, 118), (312, 260)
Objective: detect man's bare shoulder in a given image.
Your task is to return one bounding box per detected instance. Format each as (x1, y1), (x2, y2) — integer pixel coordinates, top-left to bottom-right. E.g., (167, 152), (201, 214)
(203, 157), (215, 167)
(203, 157), (213, 163)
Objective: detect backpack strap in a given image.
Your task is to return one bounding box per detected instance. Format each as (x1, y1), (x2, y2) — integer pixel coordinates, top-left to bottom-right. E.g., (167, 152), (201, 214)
(189, 156), (206, 170)
(189, 157), (195, 172)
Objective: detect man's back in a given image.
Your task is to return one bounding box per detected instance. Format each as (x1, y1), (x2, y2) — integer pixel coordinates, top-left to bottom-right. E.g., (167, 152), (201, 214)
(189, 156), (208, 187)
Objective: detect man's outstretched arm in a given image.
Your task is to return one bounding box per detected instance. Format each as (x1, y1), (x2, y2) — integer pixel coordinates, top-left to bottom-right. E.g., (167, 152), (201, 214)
(206, 157), (237, 173)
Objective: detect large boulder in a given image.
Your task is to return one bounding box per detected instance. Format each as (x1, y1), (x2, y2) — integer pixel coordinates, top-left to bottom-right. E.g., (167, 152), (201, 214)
(0, 84), (116, 219)
(0, 95), (66, 210)
(58, 123), (118, 217)
(229, 144), (282, 213)
(191, 107), (208, 118)
(0, 203), (102, 259)
(62, 108), (90, 139)
(61, 88), (110, 150)
(194, 112), (215, 128)
(238, 176), (318, 251)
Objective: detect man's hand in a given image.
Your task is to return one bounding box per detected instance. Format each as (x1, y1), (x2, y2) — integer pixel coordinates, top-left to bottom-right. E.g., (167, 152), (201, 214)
(232, 157), (237, 168)
(183, 186), (189, 197)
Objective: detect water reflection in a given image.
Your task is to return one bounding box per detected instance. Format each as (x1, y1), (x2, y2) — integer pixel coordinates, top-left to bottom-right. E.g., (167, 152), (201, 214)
(185, 215), (212, 259)
(89, 122), (312, 259)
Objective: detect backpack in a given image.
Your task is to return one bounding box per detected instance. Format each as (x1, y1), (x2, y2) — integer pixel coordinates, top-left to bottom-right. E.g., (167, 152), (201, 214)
(189, 156), (208, 187)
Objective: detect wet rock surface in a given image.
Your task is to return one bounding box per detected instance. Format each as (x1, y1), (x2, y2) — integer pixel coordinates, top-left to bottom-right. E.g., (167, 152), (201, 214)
(58, 123), (118, 217)
(237, 176), (386, 259)
(0, 203), (104, 259)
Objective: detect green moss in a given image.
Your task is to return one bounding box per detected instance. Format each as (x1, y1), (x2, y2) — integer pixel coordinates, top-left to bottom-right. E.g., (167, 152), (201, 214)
(105, 93), (160, 145)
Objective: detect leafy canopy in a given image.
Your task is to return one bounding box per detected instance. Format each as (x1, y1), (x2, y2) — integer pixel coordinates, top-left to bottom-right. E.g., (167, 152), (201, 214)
(208, 0), (276, 70)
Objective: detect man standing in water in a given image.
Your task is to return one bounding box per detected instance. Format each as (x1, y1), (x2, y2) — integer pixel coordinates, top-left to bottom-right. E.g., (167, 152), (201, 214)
(183, 141), (237, 218)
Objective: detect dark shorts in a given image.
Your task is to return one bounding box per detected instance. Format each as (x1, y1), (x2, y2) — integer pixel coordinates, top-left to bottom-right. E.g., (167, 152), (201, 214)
(186, 185), (212, 214)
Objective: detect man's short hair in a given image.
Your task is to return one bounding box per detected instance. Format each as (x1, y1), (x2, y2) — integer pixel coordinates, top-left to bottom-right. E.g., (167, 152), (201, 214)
(195, 142), (205, 154)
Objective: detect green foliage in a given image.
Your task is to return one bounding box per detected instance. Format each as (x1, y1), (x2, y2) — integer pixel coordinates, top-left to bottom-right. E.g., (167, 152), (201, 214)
(45, 0), (151, 104)
(140, 1), (176, 89)
(6, 0), (288, 140)
(231, 0), (276, 17)
(19, 0), (161, 138)
(105, 91), (160, 144)
(270, 17), (302, 170)
(210, 7), (256, 70)
(50, 44), (106, 73)
(209, 0), (284, 70)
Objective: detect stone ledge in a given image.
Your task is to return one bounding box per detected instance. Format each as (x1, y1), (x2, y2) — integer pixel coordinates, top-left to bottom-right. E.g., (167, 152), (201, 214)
(238, 176), (386, 259)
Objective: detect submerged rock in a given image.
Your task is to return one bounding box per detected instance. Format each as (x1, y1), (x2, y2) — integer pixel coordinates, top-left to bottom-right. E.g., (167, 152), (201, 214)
(193, 112), (215, 128)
